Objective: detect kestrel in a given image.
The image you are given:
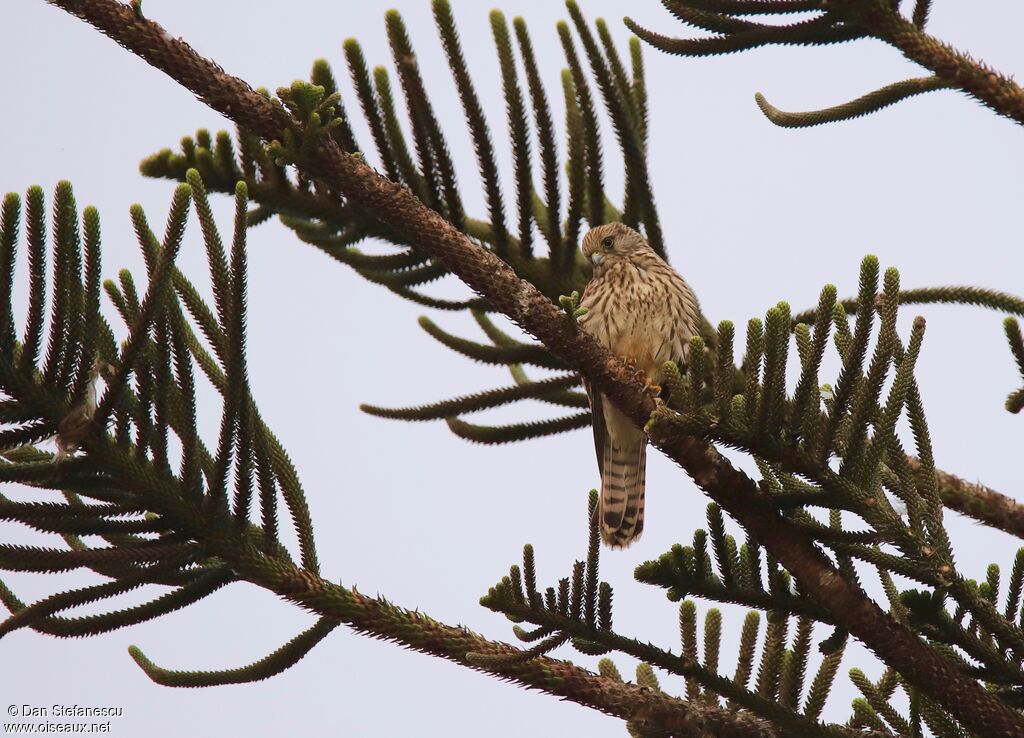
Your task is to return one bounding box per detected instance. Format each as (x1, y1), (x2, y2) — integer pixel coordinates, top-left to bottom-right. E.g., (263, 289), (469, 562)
(579, 223), (701, 548)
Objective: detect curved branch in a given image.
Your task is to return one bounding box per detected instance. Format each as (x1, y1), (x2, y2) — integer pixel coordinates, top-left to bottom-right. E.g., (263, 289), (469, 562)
(359, 374), (583, 421)
(912, 1), (932, 29)
(129, 617), (340, 687)
(0, 567), (234, 638)
(42, 2), (1024, 734)
(679, 0), (821, 14)
(755, 76), (953, 128)
(418, 316), (563, 368)
(446, 413), (590, 444)
(624, 14), (862, 58)
(791, 286), (1024, 325)
(386, 287), (487, 312)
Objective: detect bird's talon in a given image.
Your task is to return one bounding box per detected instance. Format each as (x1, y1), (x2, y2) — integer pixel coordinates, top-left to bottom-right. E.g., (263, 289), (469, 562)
(630, 368), (661, 397)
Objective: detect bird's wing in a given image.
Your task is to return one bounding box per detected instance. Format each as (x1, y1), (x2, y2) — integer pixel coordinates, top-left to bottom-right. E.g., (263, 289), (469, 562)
(584, 379), (606, 475)
(579, 278), (607, 475)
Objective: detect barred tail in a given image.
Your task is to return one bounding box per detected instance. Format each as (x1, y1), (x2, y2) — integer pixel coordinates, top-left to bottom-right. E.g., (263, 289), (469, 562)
(599, 429), (647, 548)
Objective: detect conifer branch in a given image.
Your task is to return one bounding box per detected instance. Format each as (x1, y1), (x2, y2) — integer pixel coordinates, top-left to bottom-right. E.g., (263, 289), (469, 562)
(343, 39), (402, 184)
(24, 2), (1024, 734)
(129, 617), (341, 687)
(0, 175), (734, 736)
(634, 0), (1024, 127)
(136, 4), (654, 309)
(793, 286), (1024, 325)
(1005, 317), (1024, 414)
(385, 10), (463, 228)
(432, 2), (507, 256)
(490, 10), (534, 261)
(566, 2), (663, 254)
(624, 11), (863, 58)
(636, 546), (835, 625)
(561, 36), (607, 237)
(359, 374), (584, 421)
(0, 567), (234, 638)
(0, 194), (18, 353)
(0, 547), (200, 638)
(417, 316), (564, 369)
(446, 414), (591, 445)
(791, 287), (1024, 539)
(754, 76), (953, 128)
(480, 498), (872, 737)
(173, 548), (758, 735)
(916, 459), (1024, 541)
(856, 1), (1024, 126)
(512, 17), (563, 263)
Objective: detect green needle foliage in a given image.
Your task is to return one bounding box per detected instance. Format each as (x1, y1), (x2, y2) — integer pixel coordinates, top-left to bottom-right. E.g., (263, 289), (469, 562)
(0, 176), (324, 682)
(628, 256), (1024, 732)
(139, 1), (656, 283)
(137, 2), (1024, 453)
(480, 493), (849, 737)
(10, 1), (1024, 736)
(137, 2), (697, 447)
(1004, 318), (1024, 413)
(464, 249), (1024, 732)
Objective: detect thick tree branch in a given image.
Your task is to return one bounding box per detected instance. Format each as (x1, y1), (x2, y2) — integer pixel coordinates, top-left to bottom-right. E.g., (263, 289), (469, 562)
(42, 2), (1024, 735)
(856, 0), (1024, 125)
(154, 497), (761, 737)
(912, 458), (1024, 540)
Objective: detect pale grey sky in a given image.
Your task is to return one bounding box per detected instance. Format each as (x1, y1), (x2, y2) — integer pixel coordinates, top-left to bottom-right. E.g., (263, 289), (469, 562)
(2, 2), (1023, 736)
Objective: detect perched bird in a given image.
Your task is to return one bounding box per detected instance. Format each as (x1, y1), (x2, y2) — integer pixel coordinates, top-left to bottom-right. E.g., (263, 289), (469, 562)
(578, 223), (701, 548)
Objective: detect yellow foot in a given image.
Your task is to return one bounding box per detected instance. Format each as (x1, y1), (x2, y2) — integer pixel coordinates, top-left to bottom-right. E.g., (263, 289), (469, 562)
(633, 368), (661, 398)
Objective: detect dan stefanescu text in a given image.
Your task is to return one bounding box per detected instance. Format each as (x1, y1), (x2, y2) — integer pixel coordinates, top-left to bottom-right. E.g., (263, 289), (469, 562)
(16, 705), (123, 718)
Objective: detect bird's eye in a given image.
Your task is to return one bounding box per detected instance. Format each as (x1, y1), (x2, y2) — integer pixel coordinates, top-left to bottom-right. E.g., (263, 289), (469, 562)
(601, 236), (614, 251)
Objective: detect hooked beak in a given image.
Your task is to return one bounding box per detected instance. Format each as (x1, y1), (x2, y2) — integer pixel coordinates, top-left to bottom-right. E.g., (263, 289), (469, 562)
(590, 252), (604, 267)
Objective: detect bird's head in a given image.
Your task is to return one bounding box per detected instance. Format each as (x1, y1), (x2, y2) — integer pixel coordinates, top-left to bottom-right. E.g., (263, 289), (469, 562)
(581, 223), (649, 275)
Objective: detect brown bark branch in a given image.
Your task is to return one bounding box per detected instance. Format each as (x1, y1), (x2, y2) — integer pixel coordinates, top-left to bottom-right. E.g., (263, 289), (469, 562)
(42, 1), (1024, 735)
(911, 458), (1024, 540)
(858, 1), (1024, 125)
(262, 574), (771, 738)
